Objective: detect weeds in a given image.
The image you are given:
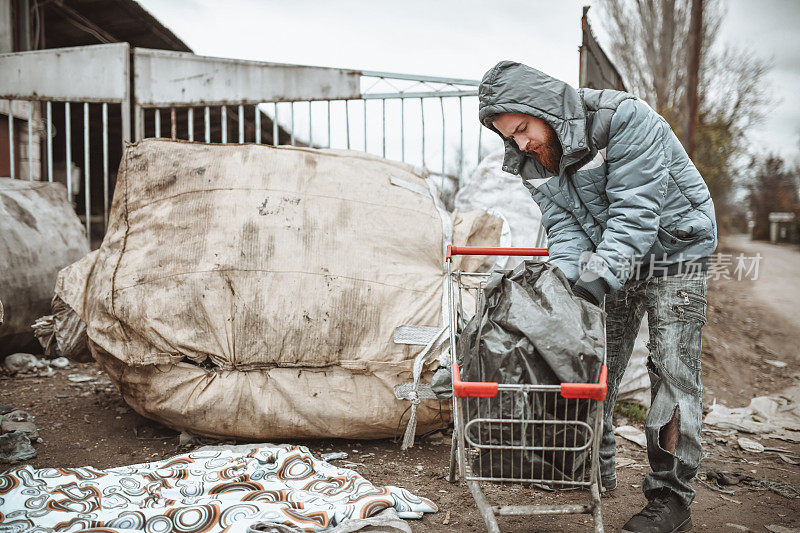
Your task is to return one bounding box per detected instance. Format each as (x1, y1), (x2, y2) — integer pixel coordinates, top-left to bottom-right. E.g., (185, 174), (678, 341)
(614, 400), (648, 424)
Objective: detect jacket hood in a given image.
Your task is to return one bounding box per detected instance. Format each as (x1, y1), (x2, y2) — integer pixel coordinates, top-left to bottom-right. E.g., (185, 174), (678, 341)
(479, 61), (590, 175)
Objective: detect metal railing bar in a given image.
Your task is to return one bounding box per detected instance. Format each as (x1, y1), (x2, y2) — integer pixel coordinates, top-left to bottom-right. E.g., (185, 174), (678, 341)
(308, 101), (312, 148)
(154, 108), (161, 138)
(7, 100), (14, 180)
(478, 119), (483, 164)
(363, 90), (477, 100)
(238, 104), (244, 143)
(380, 78), (402, 93)
(221, 105), (227, 143)
(581, 400), (589, 483)
(345, 100), (350, 150)
(440, 97), (445, 189)
(255, 105), (261, 144)
(420, 97), (425, 167)
(135, 106), (143, 142)
(519, 391), (525, 479)
(359, 70), (479, 86)
(465, 474), (592, 486)
(290, 102), (294, 146)
(552, 394), (558, 481)
(382, 98), (386, 158)
(541, 387), (548, 481)
(170, 107), (177, 139)
(272, 102), (278, 145)
(65, 102), (71, 197)
(400, 97), (405, 162)
(102, 102), (109, 230)
(27, 102), (33, 181)
(188, 107), (194, 142)
(204, 106), (210, 143)
(363, 99), (367, 152)
(0, 95), (125, 104)
(362, 76), (383, 93)
(83, 102), (90, 242)
(459, 96), (464, 183)
(562, 394), (569, 482)
(46, 101), (53, 182)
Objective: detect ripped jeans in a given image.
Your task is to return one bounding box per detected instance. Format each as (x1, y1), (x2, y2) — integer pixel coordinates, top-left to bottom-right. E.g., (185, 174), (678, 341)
(600, 272), (707, 508)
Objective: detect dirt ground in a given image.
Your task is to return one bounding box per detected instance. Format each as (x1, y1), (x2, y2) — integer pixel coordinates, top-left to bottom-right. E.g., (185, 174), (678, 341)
(2, 235), (800, 532)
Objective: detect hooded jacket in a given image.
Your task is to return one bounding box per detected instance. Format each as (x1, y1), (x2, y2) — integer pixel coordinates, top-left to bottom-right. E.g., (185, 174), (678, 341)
(478, 61), (717, 302)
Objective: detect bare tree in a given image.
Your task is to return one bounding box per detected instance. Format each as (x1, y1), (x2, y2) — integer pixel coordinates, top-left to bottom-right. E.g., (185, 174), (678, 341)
(598, 0), (768, 134)
(599, 0), (693, 116)
(684, 0), (703, 158)
(597, 0), (772, 210)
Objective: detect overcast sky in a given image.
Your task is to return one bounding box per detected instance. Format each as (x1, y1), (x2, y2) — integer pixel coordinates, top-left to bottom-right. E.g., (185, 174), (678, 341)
(138, 0), (800, 162)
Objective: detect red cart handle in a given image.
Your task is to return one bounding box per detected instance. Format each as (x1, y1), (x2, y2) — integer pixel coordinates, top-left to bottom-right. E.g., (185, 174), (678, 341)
(446, 245), (549, 260)
(561, 365), (608, 401)
(452, 362), (498, 398)
(452, 362), (608, 401)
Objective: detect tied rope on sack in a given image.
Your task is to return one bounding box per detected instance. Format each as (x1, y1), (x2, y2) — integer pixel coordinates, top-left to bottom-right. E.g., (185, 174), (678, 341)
(393, 326), (450, 450)
(390, 174), (455, 450)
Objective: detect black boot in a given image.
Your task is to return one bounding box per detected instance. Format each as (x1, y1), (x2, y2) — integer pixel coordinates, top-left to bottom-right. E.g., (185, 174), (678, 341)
(621, 491), (692, 533)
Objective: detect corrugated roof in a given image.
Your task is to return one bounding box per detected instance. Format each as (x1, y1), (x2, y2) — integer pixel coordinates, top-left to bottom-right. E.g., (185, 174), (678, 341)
(36, 0), (191, 52)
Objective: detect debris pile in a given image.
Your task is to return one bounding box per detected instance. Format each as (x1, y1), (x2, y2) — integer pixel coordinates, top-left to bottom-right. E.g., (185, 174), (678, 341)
(2, 352), (69, 376)
(704, 386), (800, 442)
(0, 352), (74, 463)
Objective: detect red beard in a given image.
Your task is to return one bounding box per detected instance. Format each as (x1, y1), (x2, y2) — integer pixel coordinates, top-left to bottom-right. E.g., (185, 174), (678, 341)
(524, 125), (563, 172)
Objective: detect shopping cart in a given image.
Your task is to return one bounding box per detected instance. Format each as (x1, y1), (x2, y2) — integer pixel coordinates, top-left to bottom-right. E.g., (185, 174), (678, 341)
(445, 245), (607, 533)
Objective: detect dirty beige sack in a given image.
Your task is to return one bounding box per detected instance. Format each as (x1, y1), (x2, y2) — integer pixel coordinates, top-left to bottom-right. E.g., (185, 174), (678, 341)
(0, 179), (89, 355)
(33, 293), (92, 361)
(56, 139), (500, 440)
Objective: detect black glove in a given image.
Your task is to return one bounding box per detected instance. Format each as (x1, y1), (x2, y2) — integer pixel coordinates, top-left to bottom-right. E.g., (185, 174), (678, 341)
(572, 283), (599, 306)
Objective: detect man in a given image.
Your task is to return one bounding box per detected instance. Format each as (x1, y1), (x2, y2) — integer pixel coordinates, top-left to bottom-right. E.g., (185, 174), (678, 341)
(479, 61), (716, 533)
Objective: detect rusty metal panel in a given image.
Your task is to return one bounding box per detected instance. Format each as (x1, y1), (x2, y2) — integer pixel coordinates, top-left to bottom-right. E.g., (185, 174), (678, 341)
(133, 48), (361, 107)
(579, 7), (627, 91)
(0, 43), (130, 102)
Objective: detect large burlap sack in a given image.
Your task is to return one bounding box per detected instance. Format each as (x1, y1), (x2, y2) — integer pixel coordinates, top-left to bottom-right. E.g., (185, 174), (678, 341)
(56, 139), (501, 440)
(0, 179), (89, 355)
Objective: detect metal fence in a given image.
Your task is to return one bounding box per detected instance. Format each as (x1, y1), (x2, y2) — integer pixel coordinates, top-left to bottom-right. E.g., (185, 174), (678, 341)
(1, 44), (489, 246)
(1, 44), (131, 246)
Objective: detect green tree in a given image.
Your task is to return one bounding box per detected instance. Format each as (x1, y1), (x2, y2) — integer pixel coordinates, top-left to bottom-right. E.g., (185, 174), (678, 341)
(746, 155), (800, 240)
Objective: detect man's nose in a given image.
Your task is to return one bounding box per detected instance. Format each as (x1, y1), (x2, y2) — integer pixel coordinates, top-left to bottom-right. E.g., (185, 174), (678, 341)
(515, 136), (527, 151)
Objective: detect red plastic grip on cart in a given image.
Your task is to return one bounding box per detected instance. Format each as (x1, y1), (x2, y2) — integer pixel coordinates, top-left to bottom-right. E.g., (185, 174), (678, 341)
(446, 245), (549, 260)
(451, 362), (498, 398)
(560, 365), (608, 401)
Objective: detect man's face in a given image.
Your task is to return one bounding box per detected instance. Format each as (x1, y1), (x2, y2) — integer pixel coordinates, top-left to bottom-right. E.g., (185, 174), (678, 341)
(492, 113), (563, 172)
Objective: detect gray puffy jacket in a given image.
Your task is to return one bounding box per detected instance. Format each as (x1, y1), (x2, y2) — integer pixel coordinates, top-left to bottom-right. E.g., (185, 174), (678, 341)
(478, 61), (717, 301)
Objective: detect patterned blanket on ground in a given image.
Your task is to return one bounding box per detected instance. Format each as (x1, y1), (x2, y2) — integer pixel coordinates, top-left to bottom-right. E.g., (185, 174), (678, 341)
(0, 445), (437, 532)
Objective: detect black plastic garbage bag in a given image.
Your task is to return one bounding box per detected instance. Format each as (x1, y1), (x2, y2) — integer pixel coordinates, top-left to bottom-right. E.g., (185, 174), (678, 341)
(457, 261), (604, 484)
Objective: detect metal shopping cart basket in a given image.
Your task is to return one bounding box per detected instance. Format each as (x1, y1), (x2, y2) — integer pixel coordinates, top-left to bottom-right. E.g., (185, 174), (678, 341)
(445, 245), (607, 533)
